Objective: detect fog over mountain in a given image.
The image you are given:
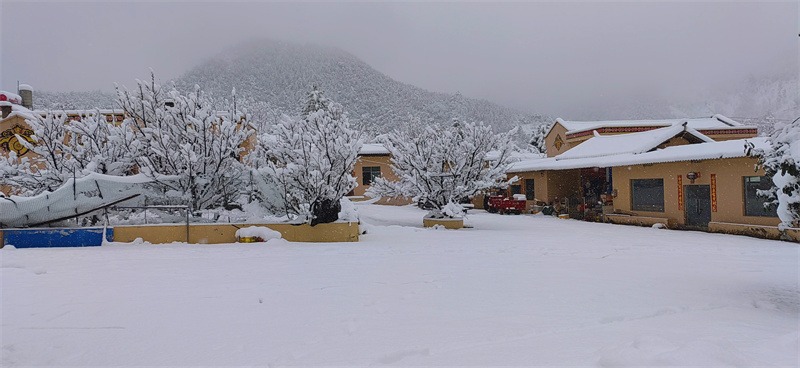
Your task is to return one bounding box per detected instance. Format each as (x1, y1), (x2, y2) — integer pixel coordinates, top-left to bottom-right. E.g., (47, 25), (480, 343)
(174, 39), (551, 133)
(34, 38), (796, 135)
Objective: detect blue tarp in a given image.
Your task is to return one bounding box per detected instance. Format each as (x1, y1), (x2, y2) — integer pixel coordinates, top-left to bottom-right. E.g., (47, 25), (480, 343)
(3, 227), (113, 248)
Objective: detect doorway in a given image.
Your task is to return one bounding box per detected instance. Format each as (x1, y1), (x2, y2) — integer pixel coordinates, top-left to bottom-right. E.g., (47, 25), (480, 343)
(684, 185), (711, 228)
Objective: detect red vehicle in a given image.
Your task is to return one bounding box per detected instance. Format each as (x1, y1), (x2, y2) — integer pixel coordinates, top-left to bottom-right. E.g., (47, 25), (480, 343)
(486, 195), (526, 215)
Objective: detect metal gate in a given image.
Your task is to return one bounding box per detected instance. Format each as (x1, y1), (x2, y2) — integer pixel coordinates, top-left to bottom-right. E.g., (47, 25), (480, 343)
(684, 185), (711, 228)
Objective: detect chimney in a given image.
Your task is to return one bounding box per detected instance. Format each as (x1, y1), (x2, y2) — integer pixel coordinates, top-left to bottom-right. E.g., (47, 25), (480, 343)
(18, 84), (33, 109)
(0, 101), (12, 119)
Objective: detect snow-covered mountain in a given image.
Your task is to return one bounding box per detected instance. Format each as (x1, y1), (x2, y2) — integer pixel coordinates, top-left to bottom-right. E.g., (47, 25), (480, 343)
(35, 90), (117, 111)
(174, 39), (550, 133)
(32, 38), (795, 135)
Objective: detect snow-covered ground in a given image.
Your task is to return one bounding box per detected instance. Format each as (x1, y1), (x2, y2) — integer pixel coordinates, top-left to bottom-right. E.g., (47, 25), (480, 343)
(2, 204), (798, 366)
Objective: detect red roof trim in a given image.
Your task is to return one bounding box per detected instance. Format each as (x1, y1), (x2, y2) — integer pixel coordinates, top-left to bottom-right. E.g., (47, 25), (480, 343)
(567, 126), (659, 139)
(697, 129), (758, 135)
(567, 126), (758, 140)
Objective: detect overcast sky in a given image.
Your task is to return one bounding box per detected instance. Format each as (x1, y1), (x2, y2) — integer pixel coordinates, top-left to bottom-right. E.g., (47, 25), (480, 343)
(1, 1), (797, 118)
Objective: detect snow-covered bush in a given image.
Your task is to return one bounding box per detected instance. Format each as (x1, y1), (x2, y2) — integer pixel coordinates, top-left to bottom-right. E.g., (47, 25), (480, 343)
(368, 119), (516, 218)
(337, 197), (359, 223)
(249, 87), (362, 225)
(116, 72), (253, 211)
(746, 117), (800, 227)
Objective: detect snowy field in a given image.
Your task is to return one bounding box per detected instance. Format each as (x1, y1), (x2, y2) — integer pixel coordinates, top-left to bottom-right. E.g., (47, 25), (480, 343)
(2, 204), (798, 366)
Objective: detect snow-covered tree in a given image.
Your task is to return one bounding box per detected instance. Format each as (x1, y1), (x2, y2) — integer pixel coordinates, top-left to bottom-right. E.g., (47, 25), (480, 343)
(249, 87), (361, 225)
(61, 110), (140, 176)
(528, 123), (549, 154)
(746, 116), (800, 228)
(368, 119), (516, 218)
(234, 96), (279, 134)
(116, 72), (253, 211)
(0, 112), (70, 194)
(0, 111), (138, 195)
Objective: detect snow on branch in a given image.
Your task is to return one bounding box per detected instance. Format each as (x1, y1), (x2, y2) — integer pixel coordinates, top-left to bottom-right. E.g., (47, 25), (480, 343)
(746, 116), (800, 228)
(248, 86), (362, 225)
(115, 72), (253, 211)
(368, 118), (516, 217)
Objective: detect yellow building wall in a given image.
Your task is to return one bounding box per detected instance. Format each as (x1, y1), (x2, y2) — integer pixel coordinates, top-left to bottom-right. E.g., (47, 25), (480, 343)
(0, 114), (29, 132)
(544, 122), (570, 157)
(508, 170), (580, 207)
(547, 169), (582, 203)
(612, 157), (780, 227)
(352, 154), (395, 197)
(351, 154), (412, 205)
(504, 171), (548, 211)
(510, 171), (546, 202)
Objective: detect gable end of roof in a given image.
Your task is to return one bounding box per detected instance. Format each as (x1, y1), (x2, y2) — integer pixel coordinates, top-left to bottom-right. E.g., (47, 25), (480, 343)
(712, 114), (740, 127)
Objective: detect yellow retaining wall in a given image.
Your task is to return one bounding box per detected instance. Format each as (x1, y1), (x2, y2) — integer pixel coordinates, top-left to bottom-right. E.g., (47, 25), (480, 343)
(113, 222), (359, 244)
(708, 222), (800, 242)
(423, 218), (464, 229)
(374, 197), (414, 206)
(606, 214), (672, 228)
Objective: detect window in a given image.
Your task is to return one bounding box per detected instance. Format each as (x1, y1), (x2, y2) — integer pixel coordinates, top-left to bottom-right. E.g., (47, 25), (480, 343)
(744, 176), (778, 217)
(510, 185), (522, 195)
(631, 178), (664, 212)
(362, 166), (381, 186)
(525, 179), (535, 200)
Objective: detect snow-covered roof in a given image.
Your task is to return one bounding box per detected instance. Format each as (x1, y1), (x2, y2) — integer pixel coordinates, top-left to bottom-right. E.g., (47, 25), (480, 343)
(485, 149), (544, 162)
(359, 143), (390, 155)
(32, 109), (124, 116)
(507, 137), (767, 173)
(554, 114), (747, 137)
(0, 91), (23, 105)
(555, 123), (714, 161)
